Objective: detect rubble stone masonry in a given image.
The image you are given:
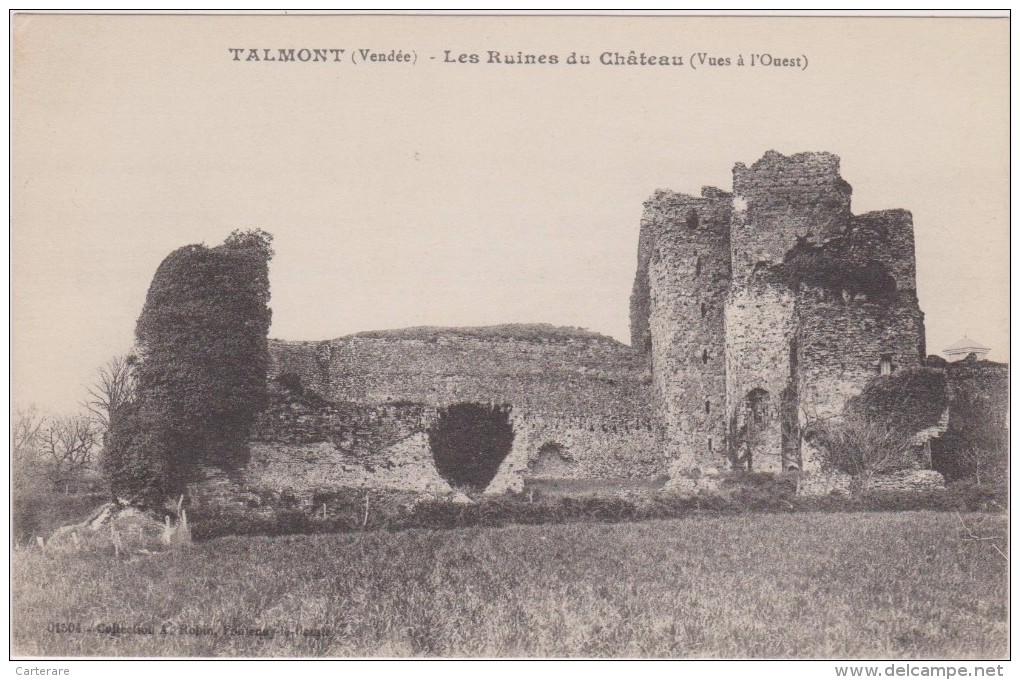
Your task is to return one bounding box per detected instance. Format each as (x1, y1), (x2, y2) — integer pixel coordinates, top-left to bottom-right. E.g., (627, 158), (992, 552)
(634, 150), (926, 473)
(195, 150), (932, 504)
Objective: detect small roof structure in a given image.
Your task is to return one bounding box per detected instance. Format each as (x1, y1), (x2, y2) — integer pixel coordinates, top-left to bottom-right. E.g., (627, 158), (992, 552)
(943, 336), (991, 361)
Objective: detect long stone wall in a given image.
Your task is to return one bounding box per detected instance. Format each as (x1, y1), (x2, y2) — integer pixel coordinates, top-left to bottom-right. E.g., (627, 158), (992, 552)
(195, 376), (661, 504)
(489, 413), (661, 493)
(270, 339), (333, 397)
(194, 325), (663, 502)
(271, 326), (651, 419)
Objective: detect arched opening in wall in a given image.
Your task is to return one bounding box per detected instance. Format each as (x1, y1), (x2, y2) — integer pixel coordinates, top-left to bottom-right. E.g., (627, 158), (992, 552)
(538, 442), (564, 457)
(528, 441), (575, 478)
(427, 403), (514, 491)
(747, 389), (770, 434)
(738, 388), (771, 470)
(687, 210), (699, 230)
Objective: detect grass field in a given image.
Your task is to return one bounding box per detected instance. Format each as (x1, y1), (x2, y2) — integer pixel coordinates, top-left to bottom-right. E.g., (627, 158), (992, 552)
(11, 512), (1008, 658)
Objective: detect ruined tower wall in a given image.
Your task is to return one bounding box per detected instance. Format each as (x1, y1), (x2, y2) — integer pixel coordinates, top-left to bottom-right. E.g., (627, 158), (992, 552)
(724, 280), (798, 472)
(730, 151), (852, 280)
(791, 205), (925, 425)
(797, 292), (926, 423)
(630, 211), (657, 353)
(844, 209), (917, 293)
(645, 188), (731, 469)
(723, 152), (854, 473)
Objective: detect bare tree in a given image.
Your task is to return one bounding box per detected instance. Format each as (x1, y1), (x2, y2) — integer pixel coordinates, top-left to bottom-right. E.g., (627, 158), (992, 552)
(13, 404), (44, 452)
(958, 444), (1007, 486)
(84, 354), (136, 432)
(40, 414), (100, 490)
(12, 405), (45, 472)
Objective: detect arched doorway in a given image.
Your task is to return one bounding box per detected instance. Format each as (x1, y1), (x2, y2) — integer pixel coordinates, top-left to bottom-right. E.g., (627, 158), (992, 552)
(734, 388), (772, 470)
(528, 441), (574, 478)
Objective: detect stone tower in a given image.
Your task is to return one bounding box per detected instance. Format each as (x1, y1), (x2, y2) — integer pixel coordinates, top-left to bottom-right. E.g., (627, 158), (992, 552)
(631, 186), (731, 471)
(631, 151), (926, 473)
(729, 151), (852, 280)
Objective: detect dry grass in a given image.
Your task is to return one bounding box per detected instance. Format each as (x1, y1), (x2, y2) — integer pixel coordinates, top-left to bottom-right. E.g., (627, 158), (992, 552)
(11, 512), (1007, 658)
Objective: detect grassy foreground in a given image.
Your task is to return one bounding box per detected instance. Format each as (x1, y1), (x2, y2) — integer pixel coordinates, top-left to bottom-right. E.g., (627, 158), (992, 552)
(12, 512), (1007, 658)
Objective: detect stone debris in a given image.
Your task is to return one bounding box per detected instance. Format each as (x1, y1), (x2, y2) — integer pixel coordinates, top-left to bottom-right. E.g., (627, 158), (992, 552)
(45, 503), (175, 555)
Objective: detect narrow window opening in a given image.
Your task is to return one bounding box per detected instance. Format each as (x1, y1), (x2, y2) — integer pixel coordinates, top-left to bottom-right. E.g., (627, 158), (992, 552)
(701, 302), (707, 318)
(708, 437), (713, 452)
(686, 210), (699, 230)
(879, 354), (893, 376)
(695, 257), (702, 277)
(704, 399), (711, 414)
(702, 349), (709, 364)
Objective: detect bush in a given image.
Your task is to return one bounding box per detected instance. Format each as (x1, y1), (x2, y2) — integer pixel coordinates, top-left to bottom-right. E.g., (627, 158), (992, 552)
(848, 367), (949, 434)
(427, 403), (514, 491)
(11, 489), (109, 545)
(183, 474), (1008, 542)
(188, 509), (313, 540)
(805, 414), (917, 485)
(942, 479), (1008, 512)
(931, 379), (1008, 483)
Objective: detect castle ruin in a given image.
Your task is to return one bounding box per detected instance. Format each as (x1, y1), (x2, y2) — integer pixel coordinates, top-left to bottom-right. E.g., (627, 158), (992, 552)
(631, 150), (925, 473)
(205, 150), (928, 501)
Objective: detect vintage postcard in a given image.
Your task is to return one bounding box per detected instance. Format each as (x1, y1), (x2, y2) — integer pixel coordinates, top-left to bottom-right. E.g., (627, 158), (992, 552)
(10, 12), (1009, 663)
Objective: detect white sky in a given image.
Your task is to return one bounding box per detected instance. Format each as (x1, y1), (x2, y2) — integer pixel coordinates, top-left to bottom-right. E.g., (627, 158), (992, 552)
(11, 14), (1009, 413)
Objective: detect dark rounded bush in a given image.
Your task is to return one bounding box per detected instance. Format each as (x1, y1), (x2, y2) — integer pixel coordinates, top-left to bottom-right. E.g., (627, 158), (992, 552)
(427, 403), (514, 491)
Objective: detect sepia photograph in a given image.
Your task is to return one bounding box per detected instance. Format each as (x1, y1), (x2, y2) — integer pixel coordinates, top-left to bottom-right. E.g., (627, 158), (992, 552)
(9, 11), (1009, 662)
